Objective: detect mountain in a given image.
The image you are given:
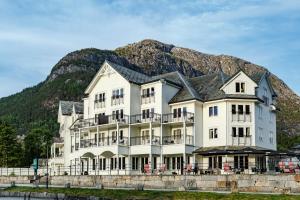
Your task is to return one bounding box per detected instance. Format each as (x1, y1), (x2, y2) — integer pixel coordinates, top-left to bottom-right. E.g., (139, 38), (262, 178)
(0, 39), (299, 149)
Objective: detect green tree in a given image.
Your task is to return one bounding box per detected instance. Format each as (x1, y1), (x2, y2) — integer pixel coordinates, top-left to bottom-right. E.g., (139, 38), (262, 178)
(23, 127), (53, 166)
(0, 123), (23, 167)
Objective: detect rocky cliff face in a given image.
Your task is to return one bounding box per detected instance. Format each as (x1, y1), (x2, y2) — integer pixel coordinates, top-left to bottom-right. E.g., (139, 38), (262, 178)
(1, 39), (299, 149)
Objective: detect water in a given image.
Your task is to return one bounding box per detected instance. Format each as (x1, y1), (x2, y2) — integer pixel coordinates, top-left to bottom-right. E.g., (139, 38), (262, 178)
(0, 198), (43, 200)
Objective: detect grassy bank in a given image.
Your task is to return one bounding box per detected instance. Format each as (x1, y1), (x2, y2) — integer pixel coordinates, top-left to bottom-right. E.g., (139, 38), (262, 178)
(4, 186), (300, 200)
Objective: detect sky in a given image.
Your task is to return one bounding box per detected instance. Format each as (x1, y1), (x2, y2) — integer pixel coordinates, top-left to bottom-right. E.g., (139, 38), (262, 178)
(0, 0), (299, 98)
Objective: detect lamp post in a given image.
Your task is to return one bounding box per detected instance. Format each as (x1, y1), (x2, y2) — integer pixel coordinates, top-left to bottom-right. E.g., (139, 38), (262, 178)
(46, 143), (49, 189)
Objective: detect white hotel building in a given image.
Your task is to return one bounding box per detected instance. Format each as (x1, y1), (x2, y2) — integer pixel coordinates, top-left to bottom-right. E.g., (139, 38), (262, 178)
(49, 60), (277, 175)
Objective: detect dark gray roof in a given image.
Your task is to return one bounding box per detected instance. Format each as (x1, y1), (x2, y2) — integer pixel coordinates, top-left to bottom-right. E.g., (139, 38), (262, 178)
(105, 60), (151, 84)
(60, 101), (83, 115)
(169, 72), (229, 103)
(193, 146), (272, 154)
(102, 61), (271, 104)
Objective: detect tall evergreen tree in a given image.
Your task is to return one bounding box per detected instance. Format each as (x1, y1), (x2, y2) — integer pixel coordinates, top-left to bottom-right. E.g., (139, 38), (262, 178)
(0, 123), (23, 167)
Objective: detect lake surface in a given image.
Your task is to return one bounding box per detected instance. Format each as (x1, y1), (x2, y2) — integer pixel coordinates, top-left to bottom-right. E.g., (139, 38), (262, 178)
(0, 198), (43, 200)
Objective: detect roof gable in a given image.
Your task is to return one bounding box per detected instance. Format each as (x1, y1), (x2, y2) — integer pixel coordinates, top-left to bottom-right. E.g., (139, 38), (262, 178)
(220, 70), (258, 91)
(85, 60), (151, 94)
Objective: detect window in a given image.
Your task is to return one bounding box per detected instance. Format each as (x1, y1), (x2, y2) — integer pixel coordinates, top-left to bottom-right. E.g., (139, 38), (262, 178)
(234, 156), (248, 169)
(246, 127), (250, 137)
(232, 127), (237, 137)
(209, 128), (218, 139)
(232, 127), (250, 137)
(245, 105), (250, 114)
(173, 108), (182, 118)
(236, 82), (245, 93)
(94, 92), (106, 108)
(209, 106), (218, 117)
(269, 131), (274, 144)
(112, 109), (124, 120)
(132, 157), (138, 170)
(92, 159), (96, 170)
(258, 128), (263, 142)
(258, 106), (263, 118)
(232, 105), (237, 114)
(183, 107), (187, 116)
(142, 108), (154, 119)
(238, 105), (243, 114)
(238, 127), (244, 137)
(112, 88), (124, 105)
(142, 87), (155, 97)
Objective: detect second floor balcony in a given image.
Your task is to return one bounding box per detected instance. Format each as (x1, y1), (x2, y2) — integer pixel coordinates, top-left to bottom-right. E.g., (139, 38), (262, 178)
(232, 136), (252, 146)
(162, 135), (194, 145)
(162, 112), (194, 124)
(79, 136), (129, 149)
(74, 114), (129, 129)
(232, 112), (251, 122)
(130, 113), (161, 124)
(130, 135), (160, 146)
(141, 93), (155, 104)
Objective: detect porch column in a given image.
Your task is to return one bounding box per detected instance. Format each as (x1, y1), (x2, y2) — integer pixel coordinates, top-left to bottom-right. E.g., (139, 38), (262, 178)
(183, 153), (186, 175)
(117, 122), (120, 145)
(183, 121), (186, 145)
(266, 155), (269, 172)
(117, 154), (120, 175)
(97, 126), (99, 147)
(150, 122), (153, 144)
(160, 123), (163, 167)
(149, 154), (153, 174)
(54, 143), (56, 158)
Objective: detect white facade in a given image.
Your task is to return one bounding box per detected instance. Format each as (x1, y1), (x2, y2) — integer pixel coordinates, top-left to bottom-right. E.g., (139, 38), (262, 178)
(50, 61), (277, 175)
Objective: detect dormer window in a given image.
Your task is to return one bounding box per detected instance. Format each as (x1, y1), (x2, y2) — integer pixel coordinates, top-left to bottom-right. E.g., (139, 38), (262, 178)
(235, 82), (245, 93)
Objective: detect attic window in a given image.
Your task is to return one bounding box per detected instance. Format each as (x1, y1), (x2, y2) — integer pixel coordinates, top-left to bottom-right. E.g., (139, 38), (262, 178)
(235, 82), (245, 93)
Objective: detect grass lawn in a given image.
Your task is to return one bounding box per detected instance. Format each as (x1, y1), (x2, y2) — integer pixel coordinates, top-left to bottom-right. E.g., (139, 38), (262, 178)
(4, 187), (300, 200)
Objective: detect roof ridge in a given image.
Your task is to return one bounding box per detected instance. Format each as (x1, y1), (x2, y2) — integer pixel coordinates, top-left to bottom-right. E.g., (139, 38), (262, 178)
(176, 71), (201, 100)
(105, 60), (149, 77)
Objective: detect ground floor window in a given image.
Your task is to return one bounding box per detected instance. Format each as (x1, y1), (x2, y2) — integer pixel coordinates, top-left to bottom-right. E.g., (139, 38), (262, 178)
(99, 158), (106, 170)
(132, 157), (138, 170)
(208, 156), (222, 169)
(92, 159), (96, 170)
(234, 156), (249, 169)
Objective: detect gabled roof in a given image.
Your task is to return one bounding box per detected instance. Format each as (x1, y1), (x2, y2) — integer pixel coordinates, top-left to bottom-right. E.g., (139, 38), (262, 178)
(59, 101), (83, 116)
(105, 60), (151, 84)
(169, 72), (229, 103)
(85, 60), (151, 94)
(220, 70), (259, 91)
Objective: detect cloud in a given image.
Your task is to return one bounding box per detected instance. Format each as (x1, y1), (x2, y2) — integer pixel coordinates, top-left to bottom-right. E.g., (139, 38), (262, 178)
(0, 0), (300, 97)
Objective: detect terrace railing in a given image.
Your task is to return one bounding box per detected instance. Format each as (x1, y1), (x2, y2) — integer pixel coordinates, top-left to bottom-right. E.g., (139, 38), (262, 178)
(130, 113), (161, 124)
(162, 112), (194, 123)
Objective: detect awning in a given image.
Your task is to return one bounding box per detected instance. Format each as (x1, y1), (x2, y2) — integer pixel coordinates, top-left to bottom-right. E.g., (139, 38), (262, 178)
(194, 146), (274, 156)
(100, 151), (115, 158)
(81, 152), (96, 159)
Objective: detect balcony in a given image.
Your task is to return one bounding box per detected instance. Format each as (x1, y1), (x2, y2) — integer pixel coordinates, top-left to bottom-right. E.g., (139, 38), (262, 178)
(80, 137), (129, 148)
(130, 136), (160, 146)
(141, 93), (155, 104)
(74, 114), (129, 129)
(111, 95), (124, 106)
(94, 100), (105, 109)
(162, 135), (193, 145)
(232, 136), (252, 146)
(162, 112), (194, 124)
(130, 113), (161, 124)
(232, 113), (251, 122)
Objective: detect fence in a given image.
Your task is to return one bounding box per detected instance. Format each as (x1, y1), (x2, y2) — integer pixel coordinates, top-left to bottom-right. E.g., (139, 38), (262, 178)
(0, 167), (50, 176)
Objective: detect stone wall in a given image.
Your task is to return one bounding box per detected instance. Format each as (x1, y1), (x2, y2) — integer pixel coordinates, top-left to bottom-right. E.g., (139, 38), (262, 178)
(2, 175), (300, 194)
(50, 174), (300, 194)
